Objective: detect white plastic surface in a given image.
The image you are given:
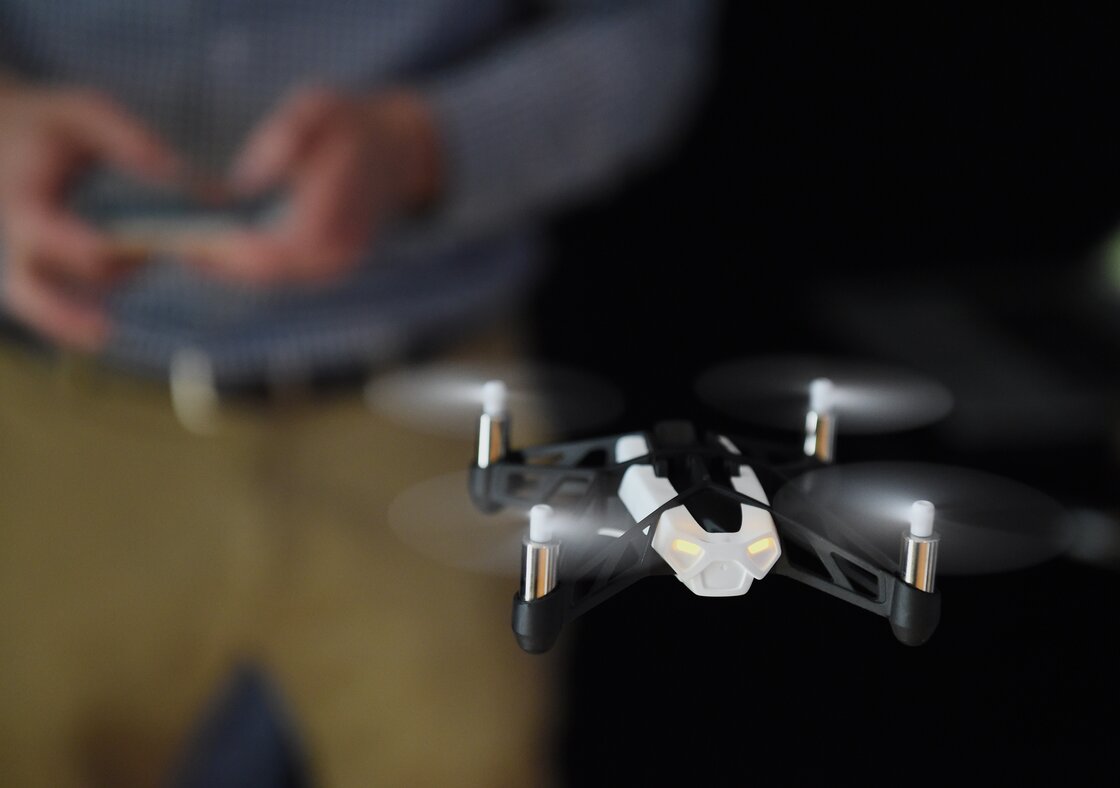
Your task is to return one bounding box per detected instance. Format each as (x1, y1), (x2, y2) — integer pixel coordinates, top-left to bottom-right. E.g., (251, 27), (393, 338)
(619, 462), (781, 597)
(618, 464), (678, 523)
(529, 504), (555, 543)
(717, 435), (741, 455)
(909, 500), (936, 538)
(482, 380), (508, 417)
(596, 526), (627, 538)
(614, 434), (651, 463)
(809, 377), (835, 413)
(169, 347), (218, 435)
(730, 465), (767, 502)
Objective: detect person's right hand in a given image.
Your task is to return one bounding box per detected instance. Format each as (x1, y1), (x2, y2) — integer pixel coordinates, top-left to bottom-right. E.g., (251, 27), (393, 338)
(0, 82), (182, 350)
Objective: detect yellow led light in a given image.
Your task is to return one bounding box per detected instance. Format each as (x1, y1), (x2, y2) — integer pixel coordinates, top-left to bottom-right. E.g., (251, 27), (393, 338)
(747, 537), (775, 556)
(671, 539), (703, 556)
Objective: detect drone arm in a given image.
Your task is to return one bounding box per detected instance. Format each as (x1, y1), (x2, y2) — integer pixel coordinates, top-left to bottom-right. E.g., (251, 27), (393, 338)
(511, 500), (674, 653)
(510, 551), (672, 654)
(511, 588), (569, 654)
(772, 518), (941, 645)
(772, 554), (893, 617)
(509, 433), (635, 468)
(470, 432), (646, 512)
(888, 579), (941, 647)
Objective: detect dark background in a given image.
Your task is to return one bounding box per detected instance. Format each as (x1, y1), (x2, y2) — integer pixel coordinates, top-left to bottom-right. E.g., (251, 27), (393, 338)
(539, 5), (1120, 784)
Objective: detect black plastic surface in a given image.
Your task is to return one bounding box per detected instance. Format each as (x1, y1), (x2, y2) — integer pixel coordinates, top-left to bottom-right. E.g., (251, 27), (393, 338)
(511, 589), (568, 654)
(889, 579), (942, 646)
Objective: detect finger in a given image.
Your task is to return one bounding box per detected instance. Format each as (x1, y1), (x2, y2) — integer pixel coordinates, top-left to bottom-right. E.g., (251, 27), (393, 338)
(0, 130), (85, 205)
(57, 91), (184, 183)
(2, 256), (109, 350)
(231, 88), (341, 194)
(287, 136), (375, 278)
(5, 202), (141, 287)
(178, 229), (295, 285)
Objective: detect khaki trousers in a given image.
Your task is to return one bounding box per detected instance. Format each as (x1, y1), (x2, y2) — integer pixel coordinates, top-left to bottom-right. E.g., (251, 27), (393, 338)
(0, 333), (556, 787)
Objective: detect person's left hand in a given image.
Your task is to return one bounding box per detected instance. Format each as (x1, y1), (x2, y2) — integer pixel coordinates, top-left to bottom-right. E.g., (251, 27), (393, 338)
(186, 87), (441, 285)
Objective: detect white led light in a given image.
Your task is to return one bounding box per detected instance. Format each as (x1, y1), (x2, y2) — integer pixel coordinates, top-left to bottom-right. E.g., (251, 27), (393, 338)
(748, 537), (776, 556)
(669, 537), (705, 571)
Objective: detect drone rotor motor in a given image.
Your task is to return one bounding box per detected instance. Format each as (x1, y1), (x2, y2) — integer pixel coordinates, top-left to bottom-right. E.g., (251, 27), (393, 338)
(521, 504), (560, 602)
(804, 377), (837, 463)
(476, 379), (510, 469)
(900, 500), (939, 593)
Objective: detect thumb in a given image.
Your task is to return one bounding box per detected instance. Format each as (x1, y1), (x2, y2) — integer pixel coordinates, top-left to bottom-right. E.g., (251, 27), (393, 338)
(57, 91), (184, 183)
(230, 88), (340, 194)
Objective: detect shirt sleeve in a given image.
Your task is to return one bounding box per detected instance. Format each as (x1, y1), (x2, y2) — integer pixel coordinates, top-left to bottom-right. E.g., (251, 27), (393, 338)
(417, 0), (718, 237)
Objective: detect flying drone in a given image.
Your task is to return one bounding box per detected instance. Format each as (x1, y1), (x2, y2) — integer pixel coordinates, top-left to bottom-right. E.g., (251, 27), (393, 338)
(379, 358), (1069, 654)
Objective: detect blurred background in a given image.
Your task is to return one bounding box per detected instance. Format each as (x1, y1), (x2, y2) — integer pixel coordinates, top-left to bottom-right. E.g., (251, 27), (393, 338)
(2, 2), (1119, 786)
(540, 4), (1120, 785)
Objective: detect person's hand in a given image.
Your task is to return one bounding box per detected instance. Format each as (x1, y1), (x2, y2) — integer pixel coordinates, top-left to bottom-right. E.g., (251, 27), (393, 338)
(187, 87), (441, 285)
(0, 82), (183, 349)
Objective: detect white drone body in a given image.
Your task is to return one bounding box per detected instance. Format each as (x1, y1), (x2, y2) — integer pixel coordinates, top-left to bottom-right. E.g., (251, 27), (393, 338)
(467, 377), (945, 653)
(614, 434), (782, 597)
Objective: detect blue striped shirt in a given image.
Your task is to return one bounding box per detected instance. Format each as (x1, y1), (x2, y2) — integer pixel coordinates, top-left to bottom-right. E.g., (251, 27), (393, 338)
(0, 0), (713, 383)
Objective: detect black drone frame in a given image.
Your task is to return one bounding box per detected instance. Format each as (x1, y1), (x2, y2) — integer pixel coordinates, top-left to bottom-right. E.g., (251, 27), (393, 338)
(470, 420), (941, 654)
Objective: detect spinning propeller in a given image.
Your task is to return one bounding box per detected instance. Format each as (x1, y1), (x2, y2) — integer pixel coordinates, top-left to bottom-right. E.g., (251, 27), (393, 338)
(773, 462), (1070, 577)
(386, 356), (1074, 653)
(695, 356), (954, 436)
(364, 360), (623, 439)
(386, 376), (622, 576)
(387, 469), (599, 576)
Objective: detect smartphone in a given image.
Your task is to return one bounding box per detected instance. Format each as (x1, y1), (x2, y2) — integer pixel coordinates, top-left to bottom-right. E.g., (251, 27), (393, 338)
(73, 169), (284, 258)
